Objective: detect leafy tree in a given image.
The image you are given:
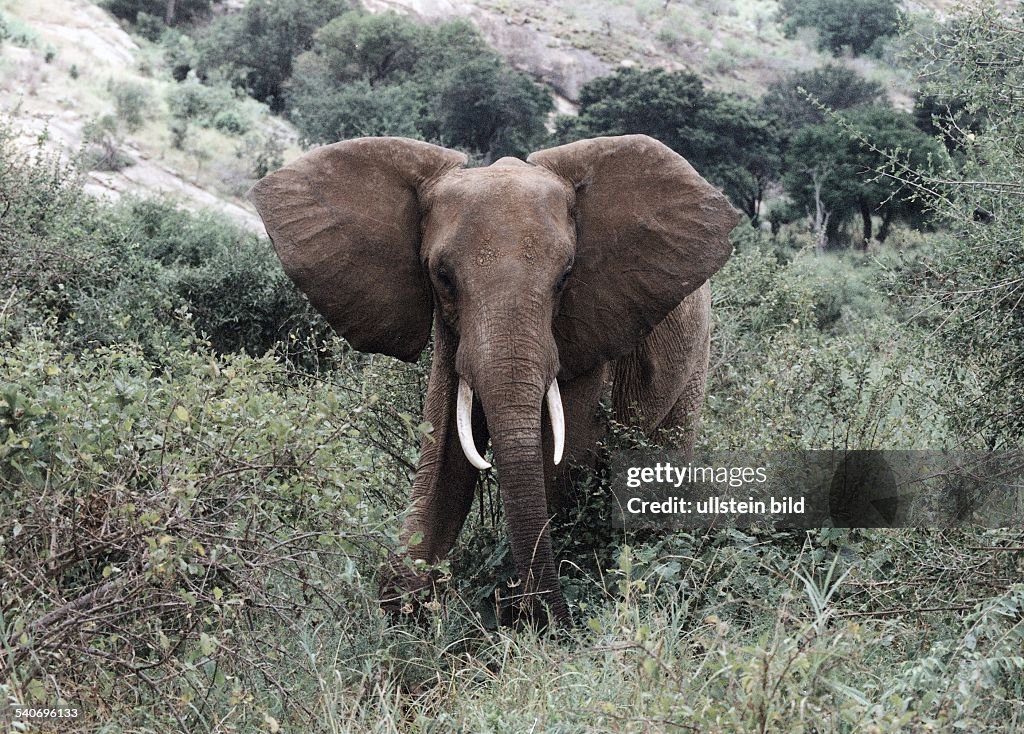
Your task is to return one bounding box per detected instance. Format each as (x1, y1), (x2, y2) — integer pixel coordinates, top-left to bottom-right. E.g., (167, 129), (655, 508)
(779, 0), (903, 55)
(288, 14), (551, 161)
(286, 79), (425, 141)
(557, 68), (780, 223)
(303, 11), (426, 85)
(783, 123), (862, 248)
(762, 64), (884, 131)
(783, 106), (944, 249)
(102, 0), (212, 26)
(194, 0), (352, 112)
(900, 1), (1024, 444)
(432, 57), (551, 161)
(558, 67), (716, 161)
(697, 97), (781, 225)
(912, 92), (985, 153)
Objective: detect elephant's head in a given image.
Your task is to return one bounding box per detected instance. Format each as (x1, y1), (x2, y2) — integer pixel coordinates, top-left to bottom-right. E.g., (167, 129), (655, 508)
(250, 135), (738, 623)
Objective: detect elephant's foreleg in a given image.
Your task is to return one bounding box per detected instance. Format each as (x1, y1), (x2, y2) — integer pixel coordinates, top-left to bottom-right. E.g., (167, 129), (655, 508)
(657, 331), (710, 455)
(612, 282), (712, 452)
(541, 365), (607, 510)
(381, 331), (488, 612)
(399, 398), (488, 564)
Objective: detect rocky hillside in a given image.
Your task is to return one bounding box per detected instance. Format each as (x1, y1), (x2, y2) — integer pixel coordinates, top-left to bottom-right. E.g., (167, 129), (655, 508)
(361, 0), (955, 107)
(0, 0), (964, 226)
(0, 0), (286, 232)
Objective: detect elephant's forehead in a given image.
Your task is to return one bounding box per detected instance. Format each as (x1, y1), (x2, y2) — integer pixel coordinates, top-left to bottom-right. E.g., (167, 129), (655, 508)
(424, 167), (574, 267)
(431, 166), (570, 211)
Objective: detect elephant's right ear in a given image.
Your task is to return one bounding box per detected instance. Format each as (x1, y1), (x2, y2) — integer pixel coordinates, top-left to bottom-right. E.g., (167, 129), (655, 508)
(249, 137), (467, 362)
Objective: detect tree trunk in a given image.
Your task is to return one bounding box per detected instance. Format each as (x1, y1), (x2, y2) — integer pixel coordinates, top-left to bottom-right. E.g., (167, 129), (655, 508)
(859, 200), (872, 250)
(877, 210), (894, 243)
(165, 0), (177, 25)
(810, 165), (831, 254)
(825, 215), (842, 250)
(815, 211), (830, 255)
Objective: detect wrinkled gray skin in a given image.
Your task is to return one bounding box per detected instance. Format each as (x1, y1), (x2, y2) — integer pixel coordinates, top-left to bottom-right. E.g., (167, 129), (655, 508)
(249, 135), (739, 625)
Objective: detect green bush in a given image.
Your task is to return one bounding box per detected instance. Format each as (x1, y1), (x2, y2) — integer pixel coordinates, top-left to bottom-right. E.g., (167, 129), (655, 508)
(286, 78), (424, 140)
(176, 232), (332, 361)
(107, 78), (151, 132)
(706, 231), (965, 450)
(288, 14), (552, 160)
(194, 0), (353, 111)
(102, 0), (212, 26)
(133, 10), (165, 41)
(80, 114), (134, 171)
(0, 126), (331, 368)
(235, 130), (286, 180)
(107, 197), (335, 366)
(158, 26), (197, 81)
(0, 329), (399, 730)
(557, 67), (780, 222)
(165, 73), (250, 132)
(0, 124), (175, 351)
(900, 1), (1024, 444)
(211, 107), (249, 135)
(761, 64), (885, 131)
(779, 0), (903, 55)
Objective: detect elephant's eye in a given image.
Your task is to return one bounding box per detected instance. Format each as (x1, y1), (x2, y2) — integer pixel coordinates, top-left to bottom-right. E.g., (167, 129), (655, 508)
(555, 266), (573, 293)
(436, 267), (456, 295)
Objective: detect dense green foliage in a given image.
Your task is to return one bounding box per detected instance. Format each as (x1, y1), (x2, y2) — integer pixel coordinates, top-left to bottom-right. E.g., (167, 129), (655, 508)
(557, 68), (781, 223)
(287, 13), (551, 160)
(170, 7), (550, 160)
(102, 0), (213, 26)
(165, 72), (253, 139)
(0, 126), (331, 365)
(193, 0), (352, 112)
(3, 121), (1022, 730)
(557, 65), (942, 243)
(761, 63), (885, 132)
(783, 107), (945, 247)
(896, 1), (1024, 443)
(754, 64), (944, 246)
(779, 0), (903, 54)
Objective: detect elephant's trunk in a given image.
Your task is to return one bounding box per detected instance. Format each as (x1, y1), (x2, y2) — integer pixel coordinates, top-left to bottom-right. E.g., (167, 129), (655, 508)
(456, 309), (569, 624)
(478, 382), (569, 623)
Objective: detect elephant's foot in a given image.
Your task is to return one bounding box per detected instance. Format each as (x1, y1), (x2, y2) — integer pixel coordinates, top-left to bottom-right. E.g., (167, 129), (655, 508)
(378, 559), (438, 619)
(497, 576), (571, 629)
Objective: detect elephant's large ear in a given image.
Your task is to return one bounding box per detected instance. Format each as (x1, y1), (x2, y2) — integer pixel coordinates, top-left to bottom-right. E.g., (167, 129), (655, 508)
(249, 137), (467, 362)
(528, 135), (739, 379)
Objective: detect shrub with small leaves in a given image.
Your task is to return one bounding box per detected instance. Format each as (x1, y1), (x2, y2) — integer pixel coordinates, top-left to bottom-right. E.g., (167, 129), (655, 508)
(108, 79), (151, 132)
(166, 73), (251, 134)
(80, 115), (134, 171)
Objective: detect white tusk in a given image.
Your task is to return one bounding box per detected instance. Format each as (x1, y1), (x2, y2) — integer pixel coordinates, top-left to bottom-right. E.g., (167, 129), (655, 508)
(457, 378), (491, 470)
(546, 379), (565, 466)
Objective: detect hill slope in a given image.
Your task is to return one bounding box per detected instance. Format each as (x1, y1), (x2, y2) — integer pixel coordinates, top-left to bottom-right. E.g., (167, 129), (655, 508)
(0, 0), (958, 226)
(0, 0), (294, 232)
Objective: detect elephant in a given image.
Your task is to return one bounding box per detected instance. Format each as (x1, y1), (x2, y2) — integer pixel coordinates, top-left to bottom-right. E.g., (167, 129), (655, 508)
(248, 134), (739, 625)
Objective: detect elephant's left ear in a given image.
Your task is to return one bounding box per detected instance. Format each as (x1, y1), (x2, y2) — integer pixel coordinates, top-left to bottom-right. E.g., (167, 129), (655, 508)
(528, 135), (739, 379)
